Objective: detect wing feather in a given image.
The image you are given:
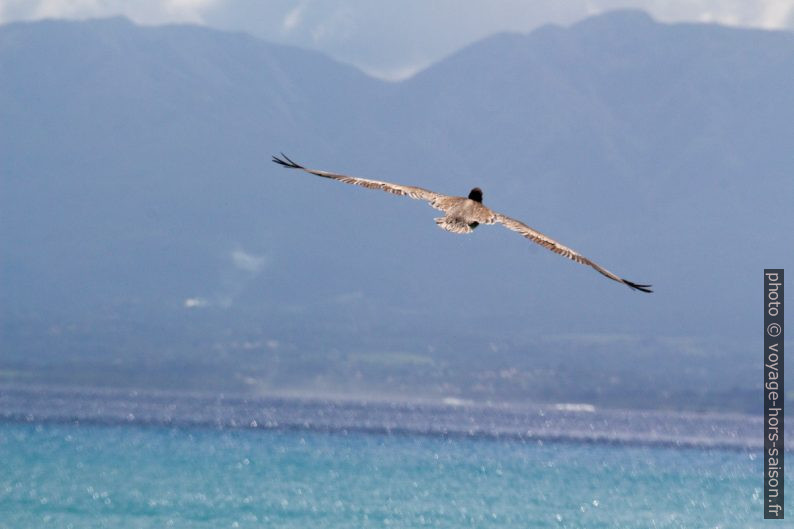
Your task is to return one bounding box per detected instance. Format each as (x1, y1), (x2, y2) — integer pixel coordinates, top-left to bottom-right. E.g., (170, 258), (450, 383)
(494, 213), (652, 293)
(273, 154), (446, 209)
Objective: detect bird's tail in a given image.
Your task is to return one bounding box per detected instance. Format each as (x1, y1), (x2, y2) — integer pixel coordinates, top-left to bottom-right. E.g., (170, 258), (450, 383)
(435, 217), (474, 234)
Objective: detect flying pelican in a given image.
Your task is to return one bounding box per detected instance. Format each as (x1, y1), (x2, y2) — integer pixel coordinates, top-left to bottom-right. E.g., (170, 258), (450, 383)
(272, 154), (652, 293)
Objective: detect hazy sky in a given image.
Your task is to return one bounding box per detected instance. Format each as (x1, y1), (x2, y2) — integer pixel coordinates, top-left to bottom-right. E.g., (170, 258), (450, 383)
(2, 0), (793, 78)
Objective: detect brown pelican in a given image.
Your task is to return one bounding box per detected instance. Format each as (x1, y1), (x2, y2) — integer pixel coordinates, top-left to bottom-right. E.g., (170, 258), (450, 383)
(272, 154), (652, 293)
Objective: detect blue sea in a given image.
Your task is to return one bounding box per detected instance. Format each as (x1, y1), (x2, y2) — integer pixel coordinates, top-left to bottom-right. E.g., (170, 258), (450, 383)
(0, 388), (781, 528)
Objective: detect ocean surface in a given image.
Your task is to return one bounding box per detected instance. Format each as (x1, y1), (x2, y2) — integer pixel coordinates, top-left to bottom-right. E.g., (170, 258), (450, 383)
(0, 388), (782, 528)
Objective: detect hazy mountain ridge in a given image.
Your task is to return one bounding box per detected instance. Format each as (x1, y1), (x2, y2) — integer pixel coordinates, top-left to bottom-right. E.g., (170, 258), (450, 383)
(1, 11), (791, 412)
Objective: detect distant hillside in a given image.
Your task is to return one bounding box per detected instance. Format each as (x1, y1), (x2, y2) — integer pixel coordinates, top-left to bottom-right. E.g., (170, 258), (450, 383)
(1, 11), (791, 412)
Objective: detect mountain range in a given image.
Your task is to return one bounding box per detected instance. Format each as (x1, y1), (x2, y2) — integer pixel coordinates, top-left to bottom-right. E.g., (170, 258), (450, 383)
(1, 10), (792, 412)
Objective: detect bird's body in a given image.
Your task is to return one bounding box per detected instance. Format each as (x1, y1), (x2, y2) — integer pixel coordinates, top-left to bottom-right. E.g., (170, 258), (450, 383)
(272, 154), (652, 293)
(433, 192), (493, 233)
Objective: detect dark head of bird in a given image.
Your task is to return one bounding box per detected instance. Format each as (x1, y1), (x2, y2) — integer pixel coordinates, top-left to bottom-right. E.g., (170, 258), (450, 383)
(468, 187), (483, 203)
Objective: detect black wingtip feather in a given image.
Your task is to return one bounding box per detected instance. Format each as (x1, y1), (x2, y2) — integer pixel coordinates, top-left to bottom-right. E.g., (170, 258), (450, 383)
(624, 280), (653, 293)
(272, 153), (303, 169)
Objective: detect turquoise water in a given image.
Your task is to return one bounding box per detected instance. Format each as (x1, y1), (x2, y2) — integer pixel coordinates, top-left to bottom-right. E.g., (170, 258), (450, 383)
(0, 421), (771, 528)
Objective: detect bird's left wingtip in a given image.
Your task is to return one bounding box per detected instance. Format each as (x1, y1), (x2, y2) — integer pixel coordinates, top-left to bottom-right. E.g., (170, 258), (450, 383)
(272, 153), (303, 169)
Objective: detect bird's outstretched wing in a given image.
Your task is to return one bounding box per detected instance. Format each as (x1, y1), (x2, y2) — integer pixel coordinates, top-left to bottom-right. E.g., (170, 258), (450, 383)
(494, 213), (652, 293)
(273, 153), (446, 209)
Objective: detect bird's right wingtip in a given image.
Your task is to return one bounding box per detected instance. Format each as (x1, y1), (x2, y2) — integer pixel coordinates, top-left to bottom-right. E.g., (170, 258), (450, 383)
(624, 280), (653, 293)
